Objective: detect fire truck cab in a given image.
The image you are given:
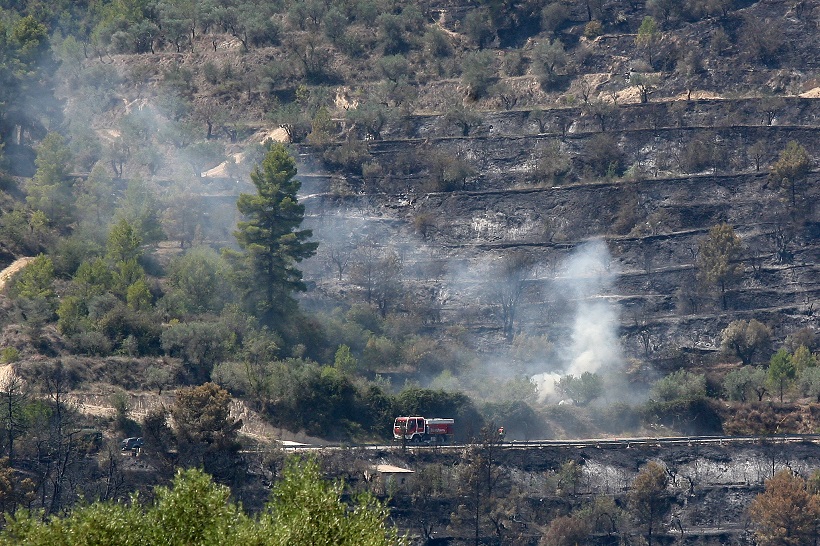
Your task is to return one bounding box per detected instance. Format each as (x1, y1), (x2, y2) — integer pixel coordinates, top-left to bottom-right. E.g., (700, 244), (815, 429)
(393, 416), (454, 444)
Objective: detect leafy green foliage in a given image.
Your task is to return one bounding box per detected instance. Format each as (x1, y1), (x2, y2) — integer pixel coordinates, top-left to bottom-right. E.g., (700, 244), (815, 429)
(555, 372), (603, 406)
(461, 50), (495, 100)
(720, 319), (772, 365)
(163, 246), (232, 316)
(263, 456), (407, 546)
(12, 255), (54, 301)
(791, 345), (817, 373)
(220, 358), (392, 440)
(798, 365), (820, 402)
(395, 387), (483, 442)
(334, 344), (359, 375)
(723, 366), (768, 402)
(767, 348), (795, 402)
(533, 38), (567, 89)
(161, 321), (232, 380)
(0, 461), (406, 545)
(650, 369), (706, 403)
(635, 16), (659, 67)
(644, 371), (722, 433)
(231, 144), (318, 325)
(463, 9), (496, 49)
(0, 208), (50, 255)
(26, 132), (74, 227)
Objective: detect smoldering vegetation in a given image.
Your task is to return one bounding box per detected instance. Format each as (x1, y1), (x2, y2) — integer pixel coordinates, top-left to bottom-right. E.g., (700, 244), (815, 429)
(301, 205), (652, 439)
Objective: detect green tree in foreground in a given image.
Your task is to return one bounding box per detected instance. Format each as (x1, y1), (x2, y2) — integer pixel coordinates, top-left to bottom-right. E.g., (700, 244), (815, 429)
(264, 456), (407, 546)
(231, 144), (318, 326)
(0, 459), (406, 546)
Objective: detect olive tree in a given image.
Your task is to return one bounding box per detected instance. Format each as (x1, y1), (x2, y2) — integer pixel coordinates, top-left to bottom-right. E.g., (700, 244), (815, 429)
(770, 140), (810, 210)
(697, 223), (743, 310)
(720, 319), (771, 365)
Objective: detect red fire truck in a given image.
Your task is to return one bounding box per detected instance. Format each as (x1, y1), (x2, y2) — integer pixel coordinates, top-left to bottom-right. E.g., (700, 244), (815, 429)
(393, 416), (454, 444)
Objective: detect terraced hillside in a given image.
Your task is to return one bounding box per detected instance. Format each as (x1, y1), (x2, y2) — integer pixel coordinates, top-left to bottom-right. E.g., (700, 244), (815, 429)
(0, 0), (816, 417)
(289, 0), (819, 381)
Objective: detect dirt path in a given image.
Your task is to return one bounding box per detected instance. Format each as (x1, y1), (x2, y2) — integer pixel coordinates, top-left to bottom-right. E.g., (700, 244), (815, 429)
(0, 257), (34, 291)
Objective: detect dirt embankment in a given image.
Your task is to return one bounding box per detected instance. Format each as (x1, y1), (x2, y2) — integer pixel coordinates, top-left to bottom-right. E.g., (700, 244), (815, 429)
(0, 257), (33, 291)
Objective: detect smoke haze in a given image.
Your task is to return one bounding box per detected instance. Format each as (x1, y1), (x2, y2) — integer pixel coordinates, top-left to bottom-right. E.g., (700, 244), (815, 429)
(533, 239), (623, 400)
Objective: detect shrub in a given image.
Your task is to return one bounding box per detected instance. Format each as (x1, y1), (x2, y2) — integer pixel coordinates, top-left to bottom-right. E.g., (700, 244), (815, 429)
(161, 321), (232, 381)
(461, 50), (496, 100)
(97, 304), (162, 356)
(650, 369), (707, 402)
(394, 387), (484, 442)
(0, 347), (20, 363)
(423, 27), (452, 59)
(584, 20), (603, 38)
(533, 39), (568, 90)
(463, 9), (495, 48)
(584, 133), (623, 177)
(542, 3), (571, 35)
(642, 397), (724, 434)
(66, 331), (113, 356)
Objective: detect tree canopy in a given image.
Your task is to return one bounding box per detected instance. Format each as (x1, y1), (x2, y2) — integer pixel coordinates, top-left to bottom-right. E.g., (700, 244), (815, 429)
(231, 143), (318, 325)
(697, 223), (743, 310)
(0, 459), (407, 546)
(749, 469), (820, 546)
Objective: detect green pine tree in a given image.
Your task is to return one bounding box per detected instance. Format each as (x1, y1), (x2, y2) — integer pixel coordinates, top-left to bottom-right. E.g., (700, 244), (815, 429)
(231, 144), (318, 325)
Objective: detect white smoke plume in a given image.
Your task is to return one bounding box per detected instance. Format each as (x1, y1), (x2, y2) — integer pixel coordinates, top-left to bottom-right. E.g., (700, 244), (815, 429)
(532, 239), (623, 401)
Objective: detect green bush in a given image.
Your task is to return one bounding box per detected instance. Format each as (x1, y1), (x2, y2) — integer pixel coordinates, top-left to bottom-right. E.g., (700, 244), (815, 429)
(642, 397), (723, 435)
(0, 463), (407, 545)
(263, 360), (394, 440)
(98, 304), (162, 356)
(461, 50), (495, 100)
(583, 20), (603, 38)
(0, 347), (20, 363)
(161, 321), (232, 381)
(650, 369), (707, 402)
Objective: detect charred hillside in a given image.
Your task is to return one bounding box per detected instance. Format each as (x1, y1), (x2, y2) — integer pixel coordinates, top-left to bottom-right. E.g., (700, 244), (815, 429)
(0, 0), (811, 398)
(292, 0), (820, 374)
(0, 0), (820, 540)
